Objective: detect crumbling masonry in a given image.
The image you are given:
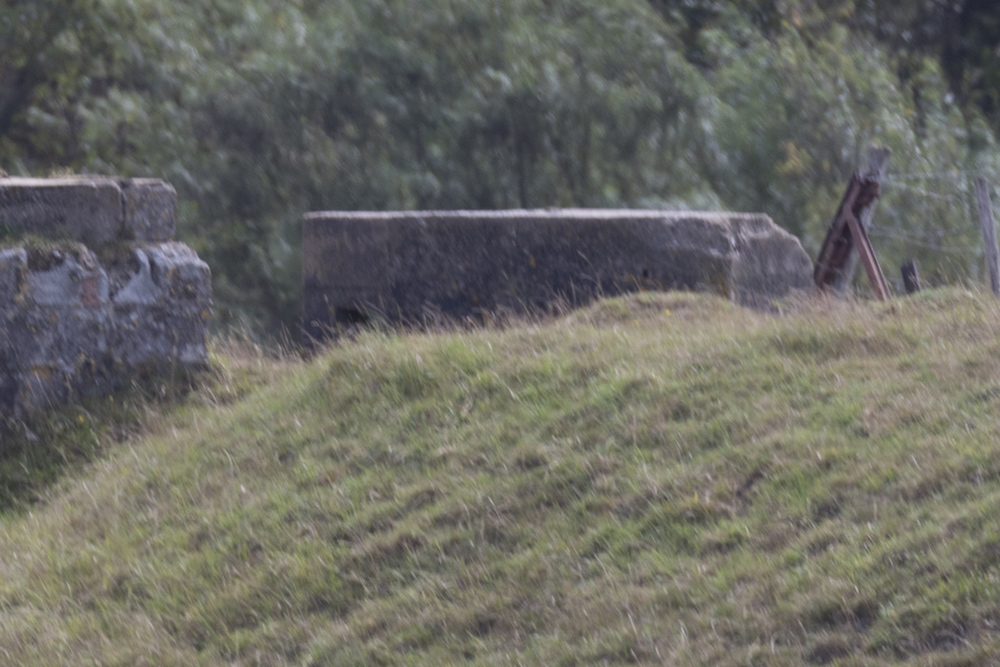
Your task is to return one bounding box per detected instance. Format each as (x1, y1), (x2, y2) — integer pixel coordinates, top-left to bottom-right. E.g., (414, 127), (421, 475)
(0, 177), (211, 417)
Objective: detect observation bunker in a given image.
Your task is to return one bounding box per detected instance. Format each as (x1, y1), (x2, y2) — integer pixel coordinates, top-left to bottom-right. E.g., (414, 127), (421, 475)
(302, 209), (813, 339)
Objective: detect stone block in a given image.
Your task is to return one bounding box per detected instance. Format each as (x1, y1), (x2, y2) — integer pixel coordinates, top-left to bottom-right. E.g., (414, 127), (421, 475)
(2, 293), (114, 414)
(111, 304), (210, 367)
(24, 247), (109, 307)
(112, 243), (211, 306)
(146, 242), (213, 303)
(111, 243), (212, 367)
(0, 249), (28, 307)
(121, 179), (177, 242)
(303, 209), (814, 339)
(0, 177), (124, 245)
(0, 177), (210, 418)
(730, 216), (817, 310)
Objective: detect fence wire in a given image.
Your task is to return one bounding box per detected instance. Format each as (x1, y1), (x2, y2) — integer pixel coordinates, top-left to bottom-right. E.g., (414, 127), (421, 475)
(857, 168), (999, 287)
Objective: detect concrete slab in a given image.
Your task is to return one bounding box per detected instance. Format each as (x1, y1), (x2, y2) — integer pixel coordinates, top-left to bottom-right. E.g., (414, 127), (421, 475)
(121, 179), (176, 242)
(303, 209), (813, 339)
(0, 177), (124, 245)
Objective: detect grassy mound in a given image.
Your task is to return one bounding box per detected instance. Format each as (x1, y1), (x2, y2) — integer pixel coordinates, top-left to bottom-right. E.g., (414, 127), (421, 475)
(3, 289), (1000, 665)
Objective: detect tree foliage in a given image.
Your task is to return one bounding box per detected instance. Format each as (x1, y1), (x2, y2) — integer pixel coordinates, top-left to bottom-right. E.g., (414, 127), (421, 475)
(2, 0), (1000, 332)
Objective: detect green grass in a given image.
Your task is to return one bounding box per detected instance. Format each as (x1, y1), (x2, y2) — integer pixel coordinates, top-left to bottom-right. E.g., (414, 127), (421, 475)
(4, 288), (1000, 664)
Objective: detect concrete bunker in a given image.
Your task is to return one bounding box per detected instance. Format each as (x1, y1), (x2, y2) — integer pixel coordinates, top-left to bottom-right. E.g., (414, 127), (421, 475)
(302, 209), (813, 339)
(0, 177), (212, 417)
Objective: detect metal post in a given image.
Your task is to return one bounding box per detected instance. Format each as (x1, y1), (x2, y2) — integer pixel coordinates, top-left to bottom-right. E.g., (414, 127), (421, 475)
(832, 146), (891, 293)
(975, 177), (1000, 297)
(901, 259), (921, 294)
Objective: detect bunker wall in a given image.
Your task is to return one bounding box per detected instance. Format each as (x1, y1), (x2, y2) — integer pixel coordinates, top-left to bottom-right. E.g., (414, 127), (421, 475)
(303, 209), (812, 339)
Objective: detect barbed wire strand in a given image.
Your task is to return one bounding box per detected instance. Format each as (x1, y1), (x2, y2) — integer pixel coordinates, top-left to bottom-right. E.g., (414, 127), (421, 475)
(868, 227), (979, 254)
(883, 170), (987, 182)
(860, 170), (981, 252)
(881, 181), (967, 202)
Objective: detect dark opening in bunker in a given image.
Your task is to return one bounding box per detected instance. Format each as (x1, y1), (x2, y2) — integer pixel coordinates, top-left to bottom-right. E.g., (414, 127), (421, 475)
(335, 307), (369, 326)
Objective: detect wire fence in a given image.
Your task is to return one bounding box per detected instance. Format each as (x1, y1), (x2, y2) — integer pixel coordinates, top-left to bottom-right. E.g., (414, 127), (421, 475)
(882, 170), (981, 181)
(867, 227), (978, 254)
(861, 166), (998, 290)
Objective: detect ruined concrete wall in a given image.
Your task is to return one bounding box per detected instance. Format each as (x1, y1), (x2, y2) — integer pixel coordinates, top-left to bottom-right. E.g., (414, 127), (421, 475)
(302, 209), (813, 339)
(0, 177), (211, 416)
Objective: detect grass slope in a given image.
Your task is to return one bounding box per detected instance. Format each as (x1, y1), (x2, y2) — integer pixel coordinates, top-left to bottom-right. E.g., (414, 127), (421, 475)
(3, 290), (1000, 665)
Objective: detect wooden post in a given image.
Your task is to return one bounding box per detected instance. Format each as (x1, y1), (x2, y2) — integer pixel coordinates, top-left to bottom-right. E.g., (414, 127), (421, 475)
(901, 259), (921, 294)
(975, 177), (1000, 297)
(832, 146), (891, 293)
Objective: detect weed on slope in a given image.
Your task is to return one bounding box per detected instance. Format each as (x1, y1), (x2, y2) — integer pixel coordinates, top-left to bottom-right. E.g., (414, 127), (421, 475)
(2, 290), (1000, 664)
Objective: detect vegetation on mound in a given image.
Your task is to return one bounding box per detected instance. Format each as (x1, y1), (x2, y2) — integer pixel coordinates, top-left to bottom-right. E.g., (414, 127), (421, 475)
(3, 290), (1000, 664)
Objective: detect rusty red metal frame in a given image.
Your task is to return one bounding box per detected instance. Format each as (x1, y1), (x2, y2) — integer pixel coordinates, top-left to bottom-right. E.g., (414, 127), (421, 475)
(814, 173), (892, 300)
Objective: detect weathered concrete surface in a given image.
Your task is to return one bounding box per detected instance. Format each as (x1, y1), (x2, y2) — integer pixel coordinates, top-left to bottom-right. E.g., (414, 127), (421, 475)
(0, 178), (124, 245)
(121, 179), (177, 242)
(0, 176), (177, 244)
(0, 241), (211, 415)
(302, 209), (812, 338)
(111, 243), (212, 368)
(0, 177), (211, 417)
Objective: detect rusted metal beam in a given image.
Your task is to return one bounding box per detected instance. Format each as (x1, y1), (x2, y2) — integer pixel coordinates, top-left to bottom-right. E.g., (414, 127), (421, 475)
(901, 259), (921, 294)
(814, 170), (891, 300)
(843, 209), (891, 301)
(833, 147), (891, 292)
(814, 173), (878, 286)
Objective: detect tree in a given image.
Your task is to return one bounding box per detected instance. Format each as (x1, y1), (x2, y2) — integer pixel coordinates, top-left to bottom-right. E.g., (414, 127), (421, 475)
(0, 0), (99, 168)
